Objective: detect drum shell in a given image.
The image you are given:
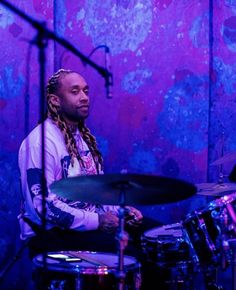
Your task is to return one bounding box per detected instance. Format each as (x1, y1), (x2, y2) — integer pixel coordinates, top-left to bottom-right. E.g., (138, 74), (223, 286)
(141, 223), (195, 266)
(141, 224), (197, 290)
(183, 193), (236, 266)
(183, 210), (219, 265)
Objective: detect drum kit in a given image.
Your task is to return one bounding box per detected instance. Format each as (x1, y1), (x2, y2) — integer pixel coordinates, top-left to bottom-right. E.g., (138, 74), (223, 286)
(32, 154), (236, 290)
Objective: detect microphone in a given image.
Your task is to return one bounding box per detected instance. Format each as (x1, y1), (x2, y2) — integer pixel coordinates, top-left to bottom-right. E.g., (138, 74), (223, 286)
(105, 46), (113, 99)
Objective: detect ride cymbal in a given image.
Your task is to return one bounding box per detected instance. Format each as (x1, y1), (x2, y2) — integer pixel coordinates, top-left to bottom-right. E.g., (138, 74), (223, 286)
(196, 182), (236, 196)
(50, 173), (197, 205)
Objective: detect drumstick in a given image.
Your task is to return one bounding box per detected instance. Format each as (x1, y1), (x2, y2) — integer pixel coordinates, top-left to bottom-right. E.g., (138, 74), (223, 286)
(65, 251), (110, 266)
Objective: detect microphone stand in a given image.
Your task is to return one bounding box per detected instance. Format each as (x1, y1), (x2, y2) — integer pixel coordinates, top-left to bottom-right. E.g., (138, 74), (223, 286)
(0, 0), (113, 282)
(0, 0), (112, 84)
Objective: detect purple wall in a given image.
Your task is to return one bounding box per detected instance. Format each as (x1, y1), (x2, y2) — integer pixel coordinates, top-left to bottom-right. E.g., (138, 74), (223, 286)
(0, 0), (236, 288)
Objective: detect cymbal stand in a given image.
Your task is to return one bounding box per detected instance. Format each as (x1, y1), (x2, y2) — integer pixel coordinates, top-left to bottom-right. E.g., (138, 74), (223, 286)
(217, 130), (225, 184)
(116, 182), (129, 290)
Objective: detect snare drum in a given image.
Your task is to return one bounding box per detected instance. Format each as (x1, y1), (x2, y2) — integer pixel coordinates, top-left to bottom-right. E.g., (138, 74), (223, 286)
(33, 251), (141, 290)
(183, 193), (236, 266)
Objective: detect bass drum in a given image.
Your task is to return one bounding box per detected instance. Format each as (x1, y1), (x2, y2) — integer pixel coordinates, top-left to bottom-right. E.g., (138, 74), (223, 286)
(33, 251), (141, 290)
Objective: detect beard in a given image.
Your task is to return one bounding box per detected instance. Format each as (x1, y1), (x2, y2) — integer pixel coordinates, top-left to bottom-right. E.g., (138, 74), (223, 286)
(60, 106), (89, 123)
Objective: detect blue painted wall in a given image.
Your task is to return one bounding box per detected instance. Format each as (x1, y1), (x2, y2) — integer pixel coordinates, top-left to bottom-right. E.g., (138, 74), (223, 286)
(0, 0), (236, 288)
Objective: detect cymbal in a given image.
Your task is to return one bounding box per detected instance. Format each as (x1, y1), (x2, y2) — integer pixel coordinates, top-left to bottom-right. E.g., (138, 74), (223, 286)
(196, 182), (236, 196)
(50, 173), (197, 205)
(211, 152), (236, 166)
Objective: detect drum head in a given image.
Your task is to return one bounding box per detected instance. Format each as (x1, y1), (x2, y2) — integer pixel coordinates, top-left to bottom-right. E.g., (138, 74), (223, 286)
(33, 251), (139, 275)
(33, 251), (141, 290)
(143, 223), (183, 240)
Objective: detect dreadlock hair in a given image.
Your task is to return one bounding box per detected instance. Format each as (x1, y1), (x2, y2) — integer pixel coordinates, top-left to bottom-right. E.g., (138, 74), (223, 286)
(46, 68), (103, 173)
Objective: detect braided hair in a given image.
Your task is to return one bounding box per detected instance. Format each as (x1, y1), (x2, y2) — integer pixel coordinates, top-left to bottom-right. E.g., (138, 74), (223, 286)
(46, 68), (103, 173)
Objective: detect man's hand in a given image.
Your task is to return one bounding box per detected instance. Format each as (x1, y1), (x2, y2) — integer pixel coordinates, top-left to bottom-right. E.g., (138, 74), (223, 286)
(98, 211), (119, 233)
(125, 206), (143, 227)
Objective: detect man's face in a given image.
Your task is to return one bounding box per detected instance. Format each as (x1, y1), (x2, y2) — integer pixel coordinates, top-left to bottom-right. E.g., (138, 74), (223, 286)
(57, 72), (90, 123)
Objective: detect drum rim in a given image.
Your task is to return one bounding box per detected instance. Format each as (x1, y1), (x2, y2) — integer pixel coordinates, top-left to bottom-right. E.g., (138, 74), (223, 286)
(33, 251), (140, 274)
(142, 223), (184, 239)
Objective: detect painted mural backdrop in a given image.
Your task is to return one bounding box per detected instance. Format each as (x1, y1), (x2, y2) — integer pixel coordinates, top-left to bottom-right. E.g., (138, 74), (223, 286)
(0, 0), (236, 289)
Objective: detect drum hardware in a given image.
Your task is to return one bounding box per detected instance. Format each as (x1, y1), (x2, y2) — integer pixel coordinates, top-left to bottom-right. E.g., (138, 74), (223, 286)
(200, 147), (236, 197)
(116, 183), (130, 290)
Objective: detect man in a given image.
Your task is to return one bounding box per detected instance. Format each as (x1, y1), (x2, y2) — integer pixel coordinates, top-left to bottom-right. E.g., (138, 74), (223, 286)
(18, 68), (144, 257)
(18, 69), (160, 289)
